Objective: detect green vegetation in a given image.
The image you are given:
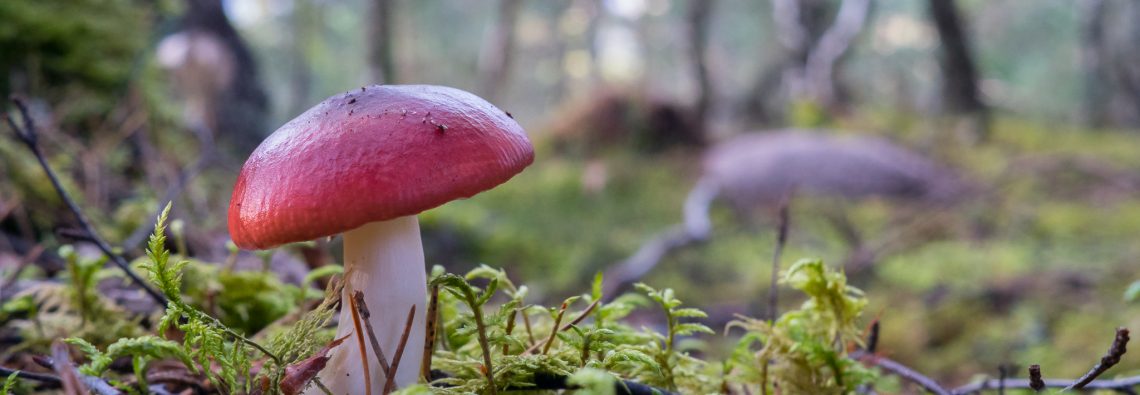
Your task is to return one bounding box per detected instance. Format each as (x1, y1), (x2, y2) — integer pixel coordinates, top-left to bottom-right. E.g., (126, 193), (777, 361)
(5, 116), (1140, 393)
(2, 204), (888, 393)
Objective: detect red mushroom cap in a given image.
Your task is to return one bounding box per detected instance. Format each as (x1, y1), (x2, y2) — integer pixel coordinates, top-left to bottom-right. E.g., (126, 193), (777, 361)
(228, 85), (534, 249)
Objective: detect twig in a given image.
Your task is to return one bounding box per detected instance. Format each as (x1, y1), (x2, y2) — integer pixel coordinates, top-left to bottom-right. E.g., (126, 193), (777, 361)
(51, 340), (89, 395)
(953, 376), (1140, 394)
(561, 298), (601, 331)
(353, 291), (391, 377)
(502, 307), (517, 354)
(346, 291), (373, 395)
(421, 284), (439, 380)
(865, 320), (879, 354)
(541, 301), (570, 355)
(851, 350), (951, 395)
(1066, 327), (1129, 390)
(382, 305), (416, 394)
(521, 306), (537, 347)
(0, 365), (62, 385)
(1028, 365), (1044, 392)
(312, 378), (333, 395)
(4, 97), (167, 308)
(997, 365), (1007, 395)
(768, 193), (790, 321)
(463, 289), (497, 394)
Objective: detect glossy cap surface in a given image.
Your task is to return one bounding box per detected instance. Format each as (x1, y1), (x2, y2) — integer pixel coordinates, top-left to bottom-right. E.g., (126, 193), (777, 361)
(229, 85), (534, 249)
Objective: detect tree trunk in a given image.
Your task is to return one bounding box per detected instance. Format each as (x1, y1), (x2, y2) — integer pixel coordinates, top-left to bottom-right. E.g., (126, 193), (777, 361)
(1105, 1), (1140, 127)
(928, 0), (986, 116)
(803, 0), (871, 109)
(480, 0), (523, 103)
(1079, 0), (1108, 127)
(366, 0), (396, 84)
(180, 0), (269, 156)
(746, 0), (866, 123)
(687, 0), (715, 139)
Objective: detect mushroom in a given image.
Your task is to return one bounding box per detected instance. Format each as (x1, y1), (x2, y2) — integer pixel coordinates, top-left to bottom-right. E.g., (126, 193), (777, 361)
(228, 85), (534, 394)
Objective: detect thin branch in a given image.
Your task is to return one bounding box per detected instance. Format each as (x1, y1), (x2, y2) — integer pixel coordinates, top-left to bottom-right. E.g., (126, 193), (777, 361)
(865, 320), (879, 354)
(803, 0), (871, 106)
(4, 97), (167, 308)
(768, 194), (791, 322)
(0, 365), (62, 385)
(502, 307), (517, 354)
(465, 290), (497, 394)
(353, 291), (391, 377)
(51, 340), (124, 395)
(346, 292), (373, 395)
(953, 377), (1140, 394)
(382, 305), (416, 394)
(561, 299), (601, 332)
(521, 304), (537, 347)
(851, 350), (951, 395)
(540, 301), (570, 355)
(1066, 327), (1129, 390)
(421, 284), (439, 380)
(856, 348), (1140, 394)
(312, 378), (333, 395)
(1028, 365), (1044, 392)
(997, 365), (1007, 395)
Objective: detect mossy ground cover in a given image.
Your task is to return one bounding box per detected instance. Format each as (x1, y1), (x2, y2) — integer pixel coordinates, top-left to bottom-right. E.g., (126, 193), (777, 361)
(4, 113), (1140, 393)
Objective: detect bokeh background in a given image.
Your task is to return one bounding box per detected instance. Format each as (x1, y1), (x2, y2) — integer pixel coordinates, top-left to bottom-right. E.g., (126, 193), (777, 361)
(6, 0), (1140, 388)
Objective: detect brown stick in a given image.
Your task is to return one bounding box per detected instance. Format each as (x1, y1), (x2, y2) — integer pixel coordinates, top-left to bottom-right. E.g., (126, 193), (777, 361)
(421, 284), (439, 380)
(5, 97), (167, 308)
(520, 299), (597, 356)
(502, 307), (517, 354)
(521, 307), (537, 346)
(1066, 327), (1129, 390)
(542, 302), (569, 355)
(768, 194), (791, 322)
(382, 305), (416, 394)
(51, 340), (88, 395)
(347, 291), (373, 395)
(851, 350), (950, 395)
(353, 291), (391, 377)
(1028, 364), (1044, 392)
(560, 299), (600, 332)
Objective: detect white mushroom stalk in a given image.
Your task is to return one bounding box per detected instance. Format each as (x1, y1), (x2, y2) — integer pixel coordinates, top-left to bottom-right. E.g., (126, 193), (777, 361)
(227, 85), (533, 393)
(314, 216), (427, 395)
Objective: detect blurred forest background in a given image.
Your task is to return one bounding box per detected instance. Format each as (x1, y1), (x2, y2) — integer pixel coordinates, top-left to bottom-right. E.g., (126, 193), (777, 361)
(6, 0), (1140, 389)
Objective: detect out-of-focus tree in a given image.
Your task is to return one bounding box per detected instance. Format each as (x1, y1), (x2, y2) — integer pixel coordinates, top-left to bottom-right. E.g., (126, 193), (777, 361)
(366, 0), (396, 84)
(687, 0), (715, 139)
(1081, 0), (1140, 128)
(158, 0), (269, 156)
(747, 0), (871, 125)
(927, 0), (989, 139)
(1080, 0), (1109, 128)
(480, 0), (523, 103)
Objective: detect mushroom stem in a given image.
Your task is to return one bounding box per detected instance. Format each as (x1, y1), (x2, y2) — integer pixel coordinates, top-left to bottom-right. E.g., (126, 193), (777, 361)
(316, 216), (427, 395)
